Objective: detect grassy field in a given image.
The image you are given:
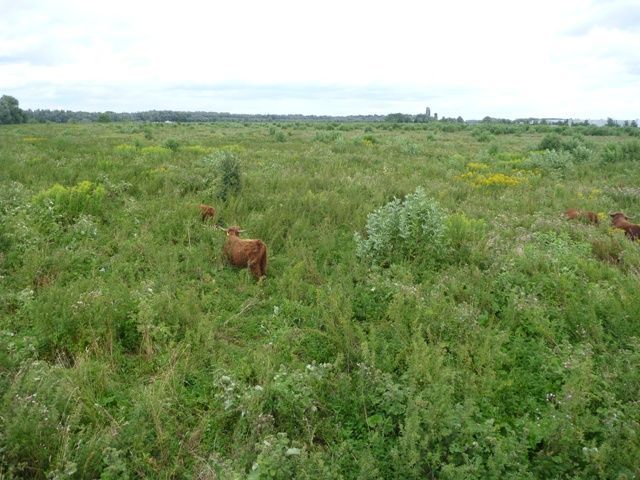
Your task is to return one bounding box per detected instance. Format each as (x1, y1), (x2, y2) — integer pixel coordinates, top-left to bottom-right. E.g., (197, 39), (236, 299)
(1, 121), (640, 478)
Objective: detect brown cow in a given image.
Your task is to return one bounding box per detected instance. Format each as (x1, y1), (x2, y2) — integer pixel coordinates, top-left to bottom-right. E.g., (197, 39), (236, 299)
(199, 204), (216, 222)
(222, 226), (267, 280)
(610, 212), (640, 241)
(565, 208), (599, 225)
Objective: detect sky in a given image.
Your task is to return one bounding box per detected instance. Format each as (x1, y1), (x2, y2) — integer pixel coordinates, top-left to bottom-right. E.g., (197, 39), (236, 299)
(1, 0), (639, 119)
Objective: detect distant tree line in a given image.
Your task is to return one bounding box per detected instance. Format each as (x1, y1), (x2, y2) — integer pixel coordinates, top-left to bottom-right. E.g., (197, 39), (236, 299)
(22, 108), (389, 124)
(0, 94), (637, 127)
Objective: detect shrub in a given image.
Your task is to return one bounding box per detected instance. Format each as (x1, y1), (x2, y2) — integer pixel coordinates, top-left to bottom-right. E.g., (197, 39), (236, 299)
(354, 187), (447, 267)
(472, 129), (494, 142)
(33, 181), (106, 223)
(269, 127), (286, 142)
(313, 131), (341, 143)
(523, 149), (573, 172)
(570, 144), (594, 163)
(538, 133), (563, 151)
(396, 138), (420, 155)
(537, 134), (594, 163)
(164, 139), (180, 152)
(599, 141), (640, 163)
(205, 150), (242, 201)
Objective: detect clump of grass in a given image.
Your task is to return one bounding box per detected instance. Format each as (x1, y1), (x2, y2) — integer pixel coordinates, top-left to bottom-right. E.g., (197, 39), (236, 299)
(313, 130), (341, 143)
(114, 143), (137, 154)
(164, 139), (180, 152)
(269, 127), (286, 142)
(182, 145), (211, 155)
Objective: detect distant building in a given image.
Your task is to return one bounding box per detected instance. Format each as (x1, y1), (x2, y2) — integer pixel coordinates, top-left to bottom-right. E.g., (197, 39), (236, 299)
(425, 107), (431, 119)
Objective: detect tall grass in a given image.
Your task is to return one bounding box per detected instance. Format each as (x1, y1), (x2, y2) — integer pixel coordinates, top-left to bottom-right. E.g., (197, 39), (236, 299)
(1, 122), (639, 478)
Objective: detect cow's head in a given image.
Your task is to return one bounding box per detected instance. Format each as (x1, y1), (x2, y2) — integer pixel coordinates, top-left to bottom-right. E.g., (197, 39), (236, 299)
(225, 226), (243, 237)
(609, 212), (631, 223)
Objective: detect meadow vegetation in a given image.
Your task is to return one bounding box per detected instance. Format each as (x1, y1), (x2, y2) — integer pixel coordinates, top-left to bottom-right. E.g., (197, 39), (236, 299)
(1, 121), (640, 478)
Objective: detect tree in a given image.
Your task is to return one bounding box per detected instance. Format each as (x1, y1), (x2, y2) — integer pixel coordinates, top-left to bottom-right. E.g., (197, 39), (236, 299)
(96, 112), (112, 123)
(385, 113), (413, 123)
(0, 95), (27, 124)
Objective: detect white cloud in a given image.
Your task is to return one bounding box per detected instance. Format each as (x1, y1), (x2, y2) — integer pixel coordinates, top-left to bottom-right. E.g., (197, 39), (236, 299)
(1, 0), (639, 118)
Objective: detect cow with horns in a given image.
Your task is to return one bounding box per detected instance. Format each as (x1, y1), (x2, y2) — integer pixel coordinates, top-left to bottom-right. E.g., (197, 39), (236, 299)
(609, 212), (640, 241)
(218, 225), (268, 280)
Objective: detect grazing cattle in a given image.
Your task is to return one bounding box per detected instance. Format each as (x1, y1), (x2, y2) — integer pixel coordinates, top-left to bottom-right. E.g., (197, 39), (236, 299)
(222, 226), (267, 280)
(609, 212), (640, 241)
(199, 204), (216, 222)
(565, 208), (599, 225)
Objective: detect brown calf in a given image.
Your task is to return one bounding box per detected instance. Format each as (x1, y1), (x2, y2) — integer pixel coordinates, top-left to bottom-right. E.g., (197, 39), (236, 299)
(610, 212), (640, 241)
(199, 204), (216, 222)
(565, 208), (599, 225)
(222, 226), (268, 280)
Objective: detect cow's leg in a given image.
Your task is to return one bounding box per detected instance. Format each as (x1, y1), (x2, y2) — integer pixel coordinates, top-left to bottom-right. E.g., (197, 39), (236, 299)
(248, 259), (261, 280)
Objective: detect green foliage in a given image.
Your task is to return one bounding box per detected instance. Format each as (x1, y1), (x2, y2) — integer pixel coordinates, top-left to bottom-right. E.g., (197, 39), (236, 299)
(0, 95), (27, 124)
(32, 180), (106, 223)
(249, 433), (305, 479)
(536, 133), (594, 163)
(268, 127), (287, 142)
(96, 112), (112, 123)
(207, 149), (242, 201)
(355, 187), (447, 267)
(472, 129), (494, 142)
(538, 133), (563, 151)
(164, 138), (180, 152)
(523, 149), (574, 172)
(1, 122), (640, 478)
(601, 140), (640, 163)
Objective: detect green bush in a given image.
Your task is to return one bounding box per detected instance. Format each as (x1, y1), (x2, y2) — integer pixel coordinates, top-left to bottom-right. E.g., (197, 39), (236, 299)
(472, 129), (494, 142)
(32, 180), (106, 223)
(538, 133), (564, 151)
(355, 187), (447, 267)
(523, 149), (574, 172)
(164, 139), (179, 152)
(537, 134), (594, 163)
(599, 141), (640, 163)
(207, 150), (242, 201)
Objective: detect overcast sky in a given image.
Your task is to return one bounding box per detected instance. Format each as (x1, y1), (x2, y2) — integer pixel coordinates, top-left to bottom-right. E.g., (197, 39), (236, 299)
(1, 0), (639, 118)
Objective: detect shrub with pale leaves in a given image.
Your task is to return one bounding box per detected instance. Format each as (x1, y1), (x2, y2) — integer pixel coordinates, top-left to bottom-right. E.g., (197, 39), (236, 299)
(355, 187), (447, 266)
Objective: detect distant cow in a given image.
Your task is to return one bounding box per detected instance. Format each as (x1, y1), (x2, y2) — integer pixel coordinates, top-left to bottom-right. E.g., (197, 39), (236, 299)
(565, 208), (599, 225)
(199, 204), (216, 222)
(222, 226), (267, 280)
(609, 212), (640, 241)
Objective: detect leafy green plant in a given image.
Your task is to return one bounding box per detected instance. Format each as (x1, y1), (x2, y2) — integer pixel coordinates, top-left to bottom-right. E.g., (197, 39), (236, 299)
(164, 139), (180, 152)
(213, 150), (242, 201)
(523, 149), (574, 172)
(601, 140), (640, 163)
(32, 180), (106, 223)
(355, 187), (447, 267)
